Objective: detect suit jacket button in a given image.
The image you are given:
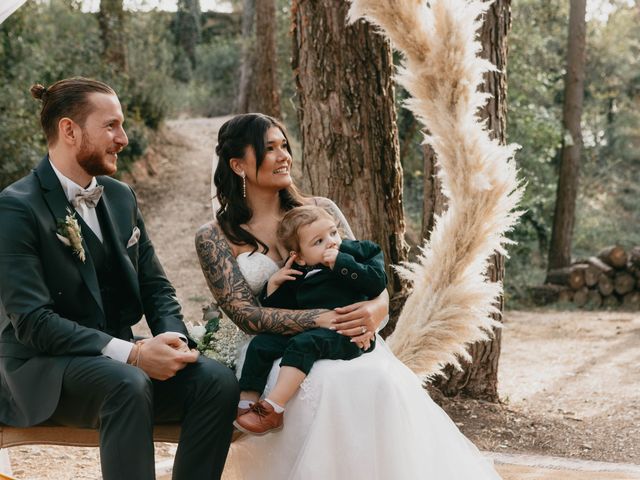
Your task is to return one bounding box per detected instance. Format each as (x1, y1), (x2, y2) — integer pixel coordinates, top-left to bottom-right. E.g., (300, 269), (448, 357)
(351, 273), (358, 280)
(341, 268), (348, 275)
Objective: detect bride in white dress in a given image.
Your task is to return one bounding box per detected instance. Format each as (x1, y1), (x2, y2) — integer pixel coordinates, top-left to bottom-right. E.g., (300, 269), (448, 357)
(195, 113), (502, 479)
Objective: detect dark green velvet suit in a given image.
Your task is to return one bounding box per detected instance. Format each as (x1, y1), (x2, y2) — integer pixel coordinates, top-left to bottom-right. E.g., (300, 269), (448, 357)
(261, 239), (388, 310)
(238, 239), (387, 394)
(0, 157), (238, 480)
(0, 156), (186, 426)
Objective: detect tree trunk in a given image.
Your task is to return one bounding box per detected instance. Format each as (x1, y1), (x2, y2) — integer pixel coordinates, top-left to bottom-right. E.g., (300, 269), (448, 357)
(432, 0), (511, 401)
(421, 143), (446, 240)
(250, 0), (281, 117)
(546, 0), (587, 273)
(175, 0), (201, 69)
(98, 0), (127, 73)
(235, 0), (256, 113)
(291, 0), (409, 307)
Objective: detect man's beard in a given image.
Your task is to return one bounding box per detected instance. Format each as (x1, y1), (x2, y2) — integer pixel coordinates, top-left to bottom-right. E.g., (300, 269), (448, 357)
(77, 133), (117, 177)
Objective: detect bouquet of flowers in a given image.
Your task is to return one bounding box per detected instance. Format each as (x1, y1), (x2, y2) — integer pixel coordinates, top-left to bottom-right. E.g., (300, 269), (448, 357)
(189, 303), (248, 371)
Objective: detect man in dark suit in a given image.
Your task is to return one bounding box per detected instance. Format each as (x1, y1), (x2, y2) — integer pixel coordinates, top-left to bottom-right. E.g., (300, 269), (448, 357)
(0, 77), (239, 479)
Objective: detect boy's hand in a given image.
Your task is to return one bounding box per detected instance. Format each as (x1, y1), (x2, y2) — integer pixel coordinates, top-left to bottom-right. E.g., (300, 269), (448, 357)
(266, 254), (302, 296)
(322, 248), (339, 270)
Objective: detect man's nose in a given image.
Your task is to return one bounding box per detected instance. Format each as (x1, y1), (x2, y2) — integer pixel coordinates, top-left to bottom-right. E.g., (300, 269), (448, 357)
(116, 127), (128, 147)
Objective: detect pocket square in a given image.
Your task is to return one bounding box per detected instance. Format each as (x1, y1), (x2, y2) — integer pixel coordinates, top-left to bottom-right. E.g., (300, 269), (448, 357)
(126, 227), (140, 248)
(56, 233), (71, 247)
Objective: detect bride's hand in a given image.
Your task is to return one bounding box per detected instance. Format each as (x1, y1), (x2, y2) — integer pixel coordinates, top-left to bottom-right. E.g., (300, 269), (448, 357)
(333, 294), (388, 348)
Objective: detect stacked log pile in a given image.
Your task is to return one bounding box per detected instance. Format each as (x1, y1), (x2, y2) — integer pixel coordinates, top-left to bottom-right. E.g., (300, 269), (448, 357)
(532, 246), (640, 309)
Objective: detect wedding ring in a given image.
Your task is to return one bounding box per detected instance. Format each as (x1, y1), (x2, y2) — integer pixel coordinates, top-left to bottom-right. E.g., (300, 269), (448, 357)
(361, 326), (366, 334)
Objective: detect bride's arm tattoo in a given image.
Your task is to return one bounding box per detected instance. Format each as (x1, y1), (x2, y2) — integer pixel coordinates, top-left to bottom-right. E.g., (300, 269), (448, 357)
(314, 197), (355, 240)
(195, 222), (323, 334)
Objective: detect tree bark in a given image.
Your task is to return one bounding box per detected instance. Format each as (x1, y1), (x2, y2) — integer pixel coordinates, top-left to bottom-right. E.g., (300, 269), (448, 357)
(249, 0), (281, 117)
(98, 0), (127, 73)
(546, 0), (587, 272)
(421, 143), (445, 240)
(235, 0), (256, 113)
(432, 0), (511, 401)
(291, 0), (409, 307)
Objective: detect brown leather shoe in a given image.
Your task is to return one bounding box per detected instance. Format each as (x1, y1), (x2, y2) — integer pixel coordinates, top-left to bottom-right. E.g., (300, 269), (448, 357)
(233, 400), (284, 435)
(237, 405), (252, 418)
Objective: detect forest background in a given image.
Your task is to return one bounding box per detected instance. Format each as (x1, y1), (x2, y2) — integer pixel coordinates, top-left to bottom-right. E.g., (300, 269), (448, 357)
(0, 0), (638, 303)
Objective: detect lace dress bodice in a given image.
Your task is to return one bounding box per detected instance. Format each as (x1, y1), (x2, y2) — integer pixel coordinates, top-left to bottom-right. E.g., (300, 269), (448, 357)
(236, 252), (280, 296)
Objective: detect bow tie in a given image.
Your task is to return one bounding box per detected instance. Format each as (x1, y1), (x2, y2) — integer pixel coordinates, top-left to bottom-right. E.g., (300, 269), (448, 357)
(72, 185), (104, 209)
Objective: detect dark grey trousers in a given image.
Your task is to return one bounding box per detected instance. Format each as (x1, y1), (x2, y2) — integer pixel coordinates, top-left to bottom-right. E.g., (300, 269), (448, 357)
(50, 355), (239, 480)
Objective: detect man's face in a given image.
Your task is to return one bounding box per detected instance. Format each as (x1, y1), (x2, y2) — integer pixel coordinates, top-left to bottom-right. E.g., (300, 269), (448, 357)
(76, 93), (128, 177)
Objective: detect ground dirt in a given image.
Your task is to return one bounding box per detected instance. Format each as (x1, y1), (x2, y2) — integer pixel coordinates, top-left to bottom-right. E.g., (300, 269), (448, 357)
(6, 118), (639, 479)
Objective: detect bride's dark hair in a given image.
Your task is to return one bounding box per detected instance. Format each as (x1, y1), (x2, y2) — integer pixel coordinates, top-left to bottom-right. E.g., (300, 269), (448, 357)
(214, 113), (304, 254)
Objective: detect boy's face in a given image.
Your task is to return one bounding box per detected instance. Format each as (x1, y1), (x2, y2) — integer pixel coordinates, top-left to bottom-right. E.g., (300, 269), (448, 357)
(295, 218), (342, 267)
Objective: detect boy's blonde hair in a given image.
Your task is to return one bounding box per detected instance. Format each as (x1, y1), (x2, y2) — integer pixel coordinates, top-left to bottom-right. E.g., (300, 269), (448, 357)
(277, 205), (338, 252)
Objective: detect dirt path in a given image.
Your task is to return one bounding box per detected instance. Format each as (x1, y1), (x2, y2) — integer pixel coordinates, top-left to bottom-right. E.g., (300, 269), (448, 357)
(5, 117), (639, 478)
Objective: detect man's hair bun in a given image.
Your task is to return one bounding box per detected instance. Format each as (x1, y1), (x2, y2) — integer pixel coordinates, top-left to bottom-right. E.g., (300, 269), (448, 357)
(30, 83), (47, 100)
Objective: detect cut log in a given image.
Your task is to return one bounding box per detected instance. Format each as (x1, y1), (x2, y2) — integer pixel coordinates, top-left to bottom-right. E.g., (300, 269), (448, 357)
(629, 246), (640, 268)
(585, 256), (613, 276)
(622, 291), (640, 310)
(528, 284), (570, 305)
(614, 272), (636, 296)
(546, 266), (585, 290)
(558, 288), (573, 303)
(597, 273), (614, 296)
(585, 289), (602, 309)
(573, 287), (589, 307)
(628, 261), (640, 280)
(581, 263), (600, 287)
(597, 245), (628, 269)
(603, 294), (620, 309)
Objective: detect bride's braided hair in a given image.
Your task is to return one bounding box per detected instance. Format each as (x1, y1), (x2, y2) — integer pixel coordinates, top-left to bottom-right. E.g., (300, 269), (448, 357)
(214, 113), (304, 254)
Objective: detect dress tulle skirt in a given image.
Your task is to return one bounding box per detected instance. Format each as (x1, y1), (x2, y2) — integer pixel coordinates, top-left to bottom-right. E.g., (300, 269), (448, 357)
(223, 336), (501, 480)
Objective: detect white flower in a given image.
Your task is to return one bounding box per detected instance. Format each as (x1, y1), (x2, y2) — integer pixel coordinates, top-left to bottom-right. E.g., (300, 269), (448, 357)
(189, 324), (207, 343)
(57, 208), (85, 262)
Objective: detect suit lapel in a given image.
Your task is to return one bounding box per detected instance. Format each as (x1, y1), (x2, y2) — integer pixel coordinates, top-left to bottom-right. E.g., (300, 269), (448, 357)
(35, 157), (104, 314)
(98, 189), (141, 302)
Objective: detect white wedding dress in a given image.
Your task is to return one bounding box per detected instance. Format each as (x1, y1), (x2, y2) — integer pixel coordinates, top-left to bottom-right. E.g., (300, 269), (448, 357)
(222, 252), (501, 480)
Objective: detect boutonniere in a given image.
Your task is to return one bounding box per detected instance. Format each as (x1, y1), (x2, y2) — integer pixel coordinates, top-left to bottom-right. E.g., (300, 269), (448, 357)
(56, 208), (86, 262)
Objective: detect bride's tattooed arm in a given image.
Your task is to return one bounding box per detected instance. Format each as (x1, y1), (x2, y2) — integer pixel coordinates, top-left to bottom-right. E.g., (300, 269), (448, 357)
(195, 222), (325, 334)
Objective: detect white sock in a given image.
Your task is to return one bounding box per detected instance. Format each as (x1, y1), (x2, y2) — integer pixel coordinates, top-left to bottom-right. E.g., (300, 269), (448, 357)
(264, 398), (285, 413)
(238, 400), (254, 410)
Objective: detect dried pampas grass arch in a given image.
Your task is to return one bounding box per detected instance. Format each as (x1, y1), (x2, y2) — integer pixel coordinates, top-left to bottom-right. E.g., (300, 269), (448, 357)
(347, 0), (523, 381)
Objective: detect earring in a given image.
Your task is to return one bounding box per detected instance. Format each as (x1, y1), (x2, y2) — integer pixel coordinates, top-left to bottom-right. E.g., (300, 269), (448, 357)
(241, 173), (246, 198)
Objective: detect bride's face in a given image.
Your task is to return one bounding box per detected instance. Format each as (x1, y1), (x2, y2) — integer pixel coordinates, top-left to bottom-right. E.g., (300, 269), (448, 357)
(244, 127), (292, 193)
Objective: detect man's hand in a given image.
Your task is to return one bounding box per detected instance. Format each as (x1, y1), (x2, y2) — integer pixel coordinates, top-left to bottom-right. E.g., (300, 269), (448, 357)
(266, 254), (302, 296)
(130, 333), (199, 380)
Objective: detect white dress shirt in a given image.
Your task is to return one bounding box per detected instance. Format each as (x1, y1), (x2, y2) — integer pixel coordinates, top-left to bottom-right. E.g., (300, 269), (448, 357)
(49, 160), (133, 362)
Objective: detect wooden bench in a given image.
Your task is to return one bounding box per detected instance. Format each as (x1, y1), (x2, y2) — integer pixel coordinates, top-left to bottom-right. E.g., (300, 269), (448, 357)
(0, 422), (181, 448)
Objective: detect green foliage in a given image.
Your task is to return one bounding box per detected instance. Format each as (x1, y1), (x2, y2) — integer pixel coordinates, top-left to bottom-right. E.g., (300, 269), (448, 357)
(0, 1), (178, 190)
(175, 36), (241, 117)
(174, 0), (202, 70)
(505, 0), (640, 298)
